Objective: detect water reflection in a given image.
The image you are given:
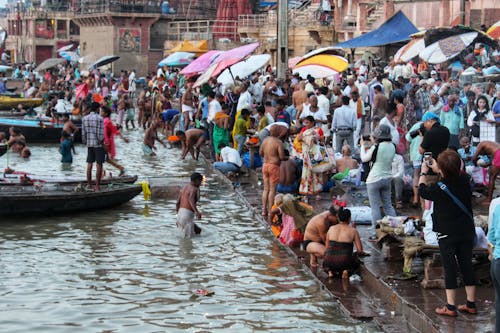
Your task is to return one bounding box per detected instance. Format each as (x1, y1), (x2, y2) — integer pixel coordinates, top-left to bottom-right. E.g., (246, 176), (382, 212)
(0, 130), (380, 332)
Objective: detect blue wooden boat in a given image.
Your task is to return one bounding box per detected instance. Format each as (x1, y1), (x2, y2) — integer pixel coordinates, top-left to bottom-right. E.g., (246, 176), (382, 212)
(0, 117), (81, 143)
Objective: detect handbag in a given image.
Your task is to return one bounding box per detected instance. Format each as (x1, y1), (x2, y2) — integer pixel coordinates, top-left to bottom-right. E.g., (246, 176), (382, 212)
(437, 181), (473, 222)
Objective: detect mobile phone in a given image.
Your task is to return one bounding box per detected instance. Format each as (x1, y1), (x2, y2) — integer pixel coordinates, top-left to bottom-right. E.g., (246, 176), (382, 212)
(424, 152), (432, 165)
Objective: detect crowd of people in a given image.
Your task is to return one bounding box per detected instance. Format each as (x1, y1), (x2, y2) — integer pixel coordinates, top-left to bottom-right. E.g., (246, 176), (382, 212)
(1, 45), (500, 325)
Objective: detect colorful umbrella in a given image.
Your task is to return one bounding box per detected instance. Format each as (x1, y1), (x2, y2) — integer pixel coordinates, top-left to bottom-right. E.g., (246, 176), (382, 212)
(193, 63), (218, 88)
(59, 51), (80, 62)
(89, 55), (120, 69)
(295, 54), (349, 73)
(486, 20), (500, 40)
(180, 50), (223, 76)
(394, 38), (426, 63)
(210, 42), (259, 78)
(419, 32), (478, 64)
(158, 52), (195, 67)
(217, 54), (271, 85)
(288, 56), (302, 69)
(302, 46), (345, 59)
(292, 64), (339, 79)
(57, 44), (74, 53)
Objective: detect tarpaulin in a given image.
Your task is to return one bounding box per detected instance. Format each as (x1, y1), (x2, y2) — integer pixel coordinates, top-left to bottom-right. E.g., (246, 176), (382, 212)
(335, 11), (419, 48)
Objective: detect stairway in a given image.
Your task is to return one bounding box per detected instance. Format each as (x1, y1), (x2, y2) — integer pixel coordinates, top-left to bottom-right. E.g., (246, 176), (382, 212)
(366, 1), (384, 30)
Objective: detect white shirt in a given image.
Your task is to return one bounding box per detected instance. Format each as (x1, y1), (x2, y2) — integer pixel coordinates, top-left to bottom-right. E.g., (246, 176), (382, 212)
(156, 67), (164, 78)
(300, 105), (328, 127)
(391, 154), (405, 178)
(379, 116), (400, 145)
(252, 81), (263, 105)
(207, 99), (221, 123)
(264, 121), (289, 132)
(220, 146), (243, 167)
(331, 104), (357, 130)
(237, 90), (252, 112)
(317, 94), (330, 114)
(355, 81), (369, 104)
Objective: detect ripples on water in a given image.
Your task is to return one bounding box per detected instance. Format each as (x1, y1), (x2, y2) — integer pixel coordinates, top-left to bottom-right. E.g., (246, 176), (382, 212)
(0, 130), (380, 332)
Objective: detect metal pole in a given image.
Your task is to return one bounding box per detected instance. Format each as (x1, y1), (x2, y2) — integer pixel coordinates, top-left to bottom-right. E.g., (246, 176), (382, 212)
(459, 0), (465, 25)
(276, 0), (288, 79)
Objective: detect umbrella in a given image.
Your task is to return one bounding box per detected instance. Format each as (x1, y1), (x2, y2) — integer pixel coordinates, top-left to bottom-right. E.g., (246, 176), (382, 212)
(302, 46), (345, 59)
(89, 55), (120, 69)
(158, 51), (195, 67)
(193, 63), (218, 88)
(292, 65), (339, 79)
(0, 65), (12, 73)
(57, 44), (74, 53)
(35, 58), (66, 72)
(394, 38), (426, 63)
(217, 54), (271, 85)
(180, 50), (223, 76)
(419, 32), (478, 64)
(210, 42), (259, 78)
(288, 56), (302, 69)
(295, 54), (349, 73)
(59, 51), (80, 62)
(486, 20), (500, 40)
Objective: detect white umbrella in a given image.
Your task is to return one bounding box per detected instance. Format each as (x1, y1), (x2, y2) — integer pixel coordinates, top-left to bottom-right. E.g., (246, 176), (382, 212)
(292, 64), (339, 79)
(217, 54), (271, 85)
(59, 51), (80, 62)
(419, 32), (478, 64)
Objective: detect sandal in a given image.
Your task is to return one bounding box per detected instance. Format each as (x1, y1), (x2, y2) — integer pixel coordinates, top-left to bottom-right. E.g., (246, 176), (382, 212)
(435, 306), (457, 317)
(458, 304), (477, 314)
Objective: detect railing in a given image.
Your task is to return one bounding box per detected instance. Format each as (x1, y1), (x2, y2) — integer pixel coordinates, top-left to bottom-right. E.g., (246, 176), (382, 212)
(165, 20), (239, 42)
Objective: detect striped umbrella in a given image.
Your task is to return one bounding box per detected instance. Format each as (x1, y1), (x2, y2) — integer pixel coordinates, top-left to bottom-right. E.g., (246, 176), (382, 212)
(294, 54), (348, 73)
(486, 20), (500, 40)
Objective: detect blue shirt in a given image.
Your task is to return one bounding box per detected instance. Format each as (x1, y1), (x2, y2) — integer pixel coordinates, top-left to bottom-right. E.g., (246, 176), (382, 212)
(200, 97), (209, 120)
(276, 110), (291, 125)
(440, 105), (464, 135)
(488, 198), (500, 259)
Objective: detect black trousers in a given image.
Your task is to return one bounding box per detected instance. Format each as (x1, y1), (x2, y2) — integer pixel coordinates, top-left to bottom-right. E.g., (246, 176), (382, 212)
(438, 234), (477, 289)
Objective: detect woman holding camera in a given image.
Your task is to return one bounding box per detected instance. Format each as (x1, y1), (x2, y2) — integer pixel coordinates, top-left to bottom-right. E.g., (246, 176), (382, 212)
(418, 149), (477, 317)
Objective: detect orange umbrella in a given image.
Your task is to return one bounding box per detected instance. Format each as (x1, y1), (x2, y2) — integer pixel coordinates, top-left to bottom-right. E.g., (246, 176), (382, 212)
(486, 20), (500, 40)
(294, 54), (348, 73)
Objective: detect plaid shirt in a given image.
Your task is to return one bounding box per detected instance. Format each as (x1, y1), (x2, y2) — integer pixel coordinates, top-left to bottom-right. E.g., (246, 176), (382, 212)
(82, 112), (104, 147)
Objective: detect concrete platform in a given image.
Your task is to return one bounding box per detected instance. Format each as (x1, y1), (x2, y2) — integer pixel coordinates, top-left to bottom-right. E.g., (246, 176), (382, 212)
(211, 167), (497, 333)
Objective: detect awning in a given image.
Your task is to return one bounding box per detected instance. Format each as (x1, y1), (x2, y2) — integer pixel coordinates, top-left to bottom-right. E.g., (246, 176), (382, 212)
(335, 11), (419, 48)
(168, 40), (208, 55)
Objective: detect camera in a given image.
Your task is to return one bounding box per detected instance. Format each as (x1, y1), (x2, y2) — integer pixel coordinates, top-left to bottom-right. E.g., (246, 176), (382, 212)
(409, 124), (426, 139)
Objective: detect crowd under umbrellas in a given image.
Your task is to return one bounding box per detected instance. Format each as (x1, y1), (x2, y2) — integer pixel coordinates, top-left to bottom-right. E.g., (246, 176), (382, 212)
(0, 21), (499, 328)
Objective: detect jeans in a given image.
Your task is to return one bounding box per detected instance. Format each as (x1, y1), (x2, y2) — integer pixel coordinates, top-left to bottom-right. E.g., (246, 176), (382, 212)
(392, 177), (404, 202)
(366, 177), (396, 230)
(234, 134), (246, 156)
(492, 258), (500, 332)
(213, 162), (240, 174)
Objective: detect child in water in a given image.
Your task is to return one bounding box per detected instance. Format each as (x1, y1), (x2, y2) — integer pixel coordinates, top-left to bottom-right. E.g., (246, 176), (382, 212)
(59, 131), (73, 164)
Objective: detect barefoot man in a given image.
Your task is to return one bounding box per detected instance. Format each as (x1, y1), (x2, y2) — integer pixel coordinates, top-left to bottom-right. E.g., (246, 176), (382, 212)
(472, 140), (500, 204)
(176, 172), (203, 238)
(302, 205), (339, 268)
(143, 121), (166, 156)
(176, 129), (207, 161)
(82, 102), (105, 191)
(259, 131), (285, 217)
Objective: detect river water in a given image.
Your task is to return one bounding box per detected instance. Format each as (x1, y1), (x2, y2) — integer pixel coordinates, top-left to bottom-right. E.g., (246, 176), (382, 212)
(0, 129), (380, 332)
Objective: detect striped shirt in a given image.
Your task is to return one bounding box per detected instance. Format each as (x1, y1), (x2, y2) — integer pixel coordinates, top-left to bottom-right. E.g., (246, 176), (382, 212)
(82, 112), (104, 148)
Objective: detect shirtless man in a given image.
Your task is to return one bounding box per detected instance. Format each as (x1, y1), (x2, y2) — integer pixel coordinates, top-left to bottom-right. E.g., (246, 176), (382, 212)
(335, 145), (359, 173)
(176, 129), (207, 161)
(7, 127), (25, 147)
(259, 131), (285, 217)
(276, 150), (298, 194)
(143, 121), (166, 156)
(302, 205), (339, 268)
(176, 172), (203, 238)
(292, 81), (308, 122)
(61, 114), (79, 154)
(181, 82), (195, 131)
(472, 140), (500, 204)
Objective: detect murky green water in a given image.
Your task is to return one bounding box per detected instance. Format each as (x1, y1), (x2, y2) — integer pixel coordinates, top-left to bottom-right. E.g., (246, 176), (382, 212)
(0, 129), (380, 332)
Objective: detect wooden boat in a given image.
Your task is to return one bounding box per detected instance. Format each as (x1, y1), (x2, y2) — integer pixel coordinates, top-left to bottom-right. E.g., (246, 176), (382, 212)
(0, 183), (142, 216)
(0, 118), (81, 143)
(0, 143), (6, 157)
(0, 96), (44, 109)
(0, 173), (138, 186)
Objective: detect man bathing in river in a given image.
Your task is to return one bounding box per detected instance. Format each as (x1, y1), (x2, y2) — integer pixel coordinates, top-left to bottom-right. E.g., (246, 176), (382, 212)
(143, 121), (166, 156)
(176, 172), (203, 238)
(176, 129), (207, 161)
(303, 205), (339, 268)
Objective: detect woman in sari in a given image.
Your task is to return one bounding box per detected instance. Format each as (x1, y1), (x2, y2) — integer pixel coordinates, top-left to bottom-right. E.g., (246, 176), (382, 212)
(213, 105), (230, 161)
(298, 116), (325, 199)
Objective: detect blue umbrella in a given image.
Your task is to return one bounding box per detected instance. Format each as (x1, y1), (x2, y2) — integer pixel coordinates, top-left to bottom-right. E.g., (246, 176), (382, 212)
(158, 52), (195, 67)
(59, 51), (80, 62)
